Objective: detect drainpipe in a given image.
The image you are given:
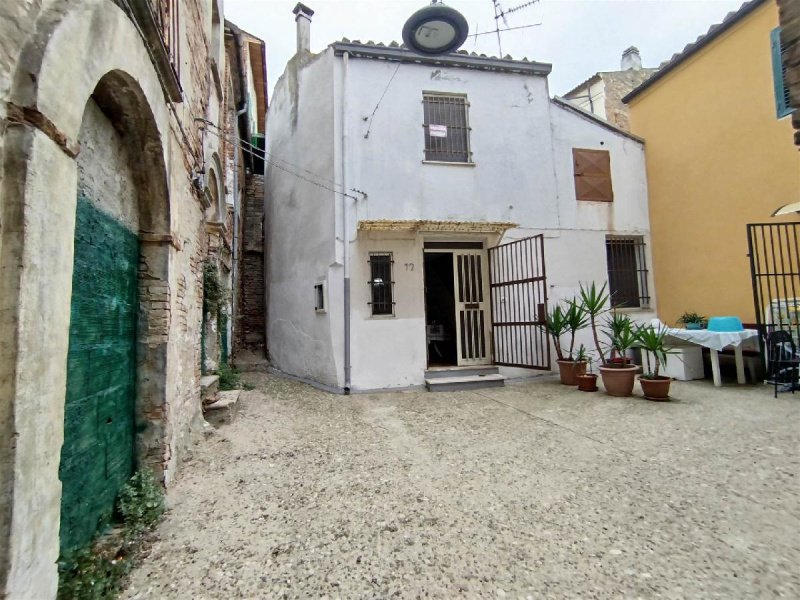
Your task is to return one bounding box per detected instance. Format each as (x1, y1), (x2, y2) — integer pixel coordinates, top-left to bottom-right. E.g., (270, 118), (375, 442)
(342, 51), (351, 394)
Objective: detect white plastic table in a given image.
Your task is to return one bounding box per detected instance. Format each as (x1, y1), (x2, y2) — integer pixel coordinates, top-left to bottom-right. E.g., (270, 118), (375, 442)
(661, 327), (759, 387)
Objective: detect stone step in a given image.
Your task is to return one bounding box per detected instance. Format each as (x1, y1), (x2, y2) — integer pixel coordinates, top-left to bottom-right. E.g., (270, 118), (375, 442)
(424, 366), (500, 379)
(425, 373), (506, 392)
(204, 390), (241, 425)
(200, 375), (219, 405)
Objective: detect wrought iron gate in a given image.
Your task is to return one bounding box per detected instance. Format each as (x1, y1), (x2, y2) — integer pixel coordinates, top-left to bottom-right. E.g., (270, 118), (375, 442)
(488, 235), (550, 369)
(747, 222), (800, 341)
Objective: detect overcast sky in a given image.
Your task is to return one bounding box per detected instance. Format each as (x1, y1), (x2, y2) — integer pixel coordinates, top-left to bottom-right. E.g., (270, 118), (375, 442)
(224, 0), (747, 98)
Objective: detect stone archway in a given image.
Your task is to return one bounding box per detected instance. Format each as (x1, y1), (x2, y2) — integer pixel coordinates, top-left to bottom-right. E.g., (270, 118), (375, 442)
(0, 1), (173, 595)
(58, 70), (172, 555)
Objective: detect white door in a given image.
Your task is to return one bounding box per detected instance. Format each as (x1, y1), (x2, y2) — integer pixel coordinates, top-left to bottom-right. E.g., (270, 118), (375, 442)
(453, 251), (492, 365)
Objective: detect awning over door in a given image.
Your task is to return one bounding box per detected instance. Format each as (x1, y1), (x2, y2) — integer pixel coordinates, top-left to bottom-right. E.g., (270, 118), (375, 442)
(359, 220), (517, 234)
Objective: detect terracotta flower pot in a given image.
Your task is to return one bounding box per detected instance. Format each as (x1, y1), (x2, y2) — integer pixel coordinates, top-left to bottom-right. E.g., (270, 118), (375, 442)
(639, 376), (672, 401)
(599, 364), (638, 397)
(576, 373), (598, 392)
(557, 360), (587, 385)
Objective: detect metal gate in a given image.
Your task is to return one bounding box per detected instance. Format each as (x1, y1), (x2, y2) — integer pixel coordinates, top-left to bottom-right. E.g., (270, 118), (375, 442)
(488, 235), (550, 369)
(747, 222), (800, 341)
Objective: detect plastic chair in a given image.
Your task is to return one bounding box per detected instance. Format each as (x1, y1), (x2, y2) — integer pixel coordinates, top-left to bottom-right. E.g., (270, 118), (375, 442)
(765, 330), (800, 398)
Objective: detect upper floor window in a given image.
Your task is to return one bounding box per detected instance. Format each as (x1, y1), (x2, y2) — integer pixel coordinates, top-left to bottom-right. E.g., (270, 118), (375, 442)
(771, 27), (794, 119)
(606, 235), (650, 309)
(573, 148), (613, 202)
(422, 93), (472, 163)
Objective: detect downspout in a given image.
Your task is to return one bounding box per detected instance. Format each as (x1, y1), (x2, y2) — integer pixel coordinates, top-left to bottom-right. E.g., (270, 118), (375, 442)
(342, 51), (351, 394)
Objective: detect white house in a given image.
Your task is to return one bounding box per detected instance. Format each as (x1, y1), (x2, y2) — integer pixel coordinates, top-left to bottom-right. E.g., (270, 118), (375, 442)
(265, 4), (656, 393)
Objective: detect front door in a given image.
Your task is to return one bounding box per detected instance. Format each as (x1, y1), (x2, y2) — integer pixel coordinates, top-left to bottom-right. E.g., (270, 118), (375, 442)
(453, 251), (491, 365)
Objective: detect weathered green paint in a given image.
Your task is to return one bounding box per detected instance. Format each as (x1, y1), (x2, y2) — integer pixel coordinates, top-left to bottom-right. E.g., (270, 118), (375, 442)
(59, 197), (138, 554)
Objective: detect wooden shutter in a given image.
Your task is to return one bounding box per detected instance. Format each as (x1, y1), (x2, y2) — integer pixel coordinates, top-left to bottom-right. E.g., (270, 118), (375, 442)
(771, 27), (793, 119)
(573, 148), (613, 202)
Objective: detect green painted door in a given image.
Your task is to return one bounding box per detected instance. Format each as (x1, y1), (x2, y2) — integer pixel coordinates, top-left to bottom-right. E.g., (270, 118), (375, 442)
(59, 197), (138, 554)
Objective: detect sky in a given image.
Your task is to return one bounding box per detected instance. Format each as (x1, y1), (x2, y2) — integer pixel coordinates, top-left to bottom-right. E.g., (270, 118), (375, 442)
(224, 0), (747, 98)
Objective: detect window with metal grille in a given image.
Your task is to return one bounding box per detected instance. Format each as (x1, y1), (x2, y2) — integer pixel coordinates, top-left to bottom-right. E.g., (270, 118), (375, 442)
(771, 27), (794, 119)
(422, 93), (471, 163)
(606, 236), (650, 308)
(368, 253), (395, 316)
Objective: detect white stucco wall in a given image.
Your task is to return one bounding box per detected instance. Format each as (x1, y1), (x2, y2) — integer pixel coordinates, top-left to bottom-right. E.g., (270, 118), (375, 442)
(265, 50), (342, 388)
(338, 58), (559, 231)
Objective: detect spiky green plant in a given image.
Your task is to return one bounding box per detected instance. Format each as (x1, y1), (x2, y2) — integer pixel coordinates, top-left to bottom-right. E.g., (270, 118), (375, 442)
(579, 281), (610, 364)
(635, 324), (676, 378)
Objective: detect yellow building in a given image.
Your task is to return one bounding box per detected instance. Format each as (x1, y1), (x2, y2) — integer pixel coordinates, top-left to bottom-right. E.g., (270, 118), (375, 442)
(625, 0), (800, 326)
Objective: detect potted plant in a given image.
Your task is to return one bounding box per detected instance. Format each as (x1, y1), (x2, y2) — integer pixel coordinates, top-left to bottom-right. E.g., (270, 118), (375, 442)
(635, 323), (675, 400)
(546, 299), (589, 385)
(678, 311), (706, 330)
(599, 312), (640, 397)
(576, 351), (598, 392)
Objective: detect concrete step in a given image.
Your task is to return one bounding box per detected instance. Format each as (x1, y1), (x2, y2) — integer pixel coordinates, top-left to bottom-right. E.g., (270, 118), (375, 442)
(424, 366), (499, 379)
(425, 373), (506, 392)
(204, 390), (241, 425)
(200, 375), (219, 405)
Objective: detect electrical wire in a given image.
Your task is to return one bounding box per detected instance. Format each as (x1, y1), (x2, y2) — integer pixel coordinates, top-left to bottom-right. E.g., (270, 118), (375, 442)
(202, 125), (362, 202)
(202, 120), (351, 193)
(364, 62), (402, 139)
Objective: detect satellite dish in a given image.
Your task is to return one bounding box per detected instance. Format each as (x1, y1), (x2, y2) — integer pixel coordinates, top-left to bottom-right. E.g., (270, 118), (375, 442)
(402, 1), (469, 56)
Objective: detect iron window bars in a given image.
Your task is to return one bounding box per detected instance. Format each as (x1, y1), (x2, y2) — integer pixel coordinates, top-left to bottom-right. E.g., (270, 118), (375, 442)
(368, 253), (395, 316)
(422, 93), (472, 163)
(606, 235), (650, 308)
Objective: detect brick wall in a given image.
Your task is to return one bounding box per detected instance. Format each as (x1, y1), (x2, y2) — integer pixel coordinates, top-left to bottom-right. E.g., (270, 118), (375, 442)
(236, 173), (265, 353)
(778, 0), (800, 146)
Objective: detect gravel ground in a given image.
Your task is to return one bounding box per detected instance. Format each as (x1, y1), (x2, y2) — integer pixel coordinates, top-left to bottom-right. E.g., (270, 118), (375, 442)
(121, 374), (800, 599)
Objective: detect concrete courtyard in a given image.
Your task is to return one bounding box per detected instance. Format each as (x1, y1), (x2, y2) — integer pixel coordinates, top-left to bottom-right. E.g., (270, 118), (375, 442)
(122, 373), (800, 599)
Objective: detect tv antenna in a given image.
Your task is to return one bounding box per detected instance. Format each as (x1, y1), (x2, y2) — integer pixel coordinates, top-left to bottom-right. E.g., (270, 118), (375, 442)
(473, 0), (540, 56)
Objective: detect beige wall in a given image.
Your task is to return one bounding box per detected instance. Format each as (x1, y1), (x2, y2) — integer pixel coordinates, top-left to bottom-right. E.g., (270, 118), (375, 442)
(628, 0), (800, 326)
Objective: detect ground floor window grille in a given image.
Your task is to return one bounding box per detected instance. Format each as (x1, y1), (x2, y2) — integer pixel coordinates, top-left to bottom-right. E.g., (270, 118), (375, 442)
(606, 236), (650, 308)
(368, 253), (394, 316)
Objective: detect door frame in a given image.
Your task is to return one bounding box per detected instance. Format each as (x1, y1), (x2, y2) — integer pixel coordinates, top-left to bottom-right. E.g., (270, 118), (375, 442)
(423, 239), (492, 367)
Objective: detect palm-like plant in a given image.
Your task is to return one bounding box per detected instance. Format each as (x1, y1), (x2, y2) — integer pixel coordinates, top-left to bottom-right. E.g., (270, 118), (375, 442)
(635, 324), (675, 378)
(579, 281), (610, 365)
(562, 298), (589, 360)
(545, 304), (568, 362)
(604, 312), (637, 364)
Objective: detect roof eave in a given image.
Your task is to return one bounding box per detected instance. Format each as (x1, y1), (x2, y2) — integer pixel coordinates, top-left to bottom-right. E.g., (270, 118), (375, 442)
(331, 42), (552, 76)
(622, 0), (768, 104)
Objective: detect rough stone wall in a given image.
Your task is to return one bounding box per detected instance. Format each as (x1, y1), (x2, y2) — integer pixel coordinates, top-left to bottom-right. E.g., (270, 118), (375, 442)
(600, 68), (659, 131)
(778, 0), (800, 146)
(237, 173), (265, 353)
(0, 0), (237, 593)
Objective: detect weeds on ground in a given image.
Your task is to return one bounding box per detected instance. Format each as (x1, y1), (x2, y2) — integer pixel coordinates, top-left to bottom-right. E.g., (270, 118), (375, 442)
(217, 362), (241, 390)
(57, 470), (165, 600)
(217, 363), (256, 390)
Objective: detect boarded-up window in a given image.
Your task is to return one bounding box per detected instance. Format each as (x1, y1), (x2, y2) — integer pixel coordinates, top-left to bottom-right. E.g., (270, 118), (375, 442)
(573, 148), (613, 202)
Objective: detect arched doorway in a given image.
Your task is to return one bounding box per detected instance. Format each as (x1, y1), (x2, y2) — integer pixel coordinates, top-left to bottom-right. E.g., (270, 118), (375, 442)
(58, 71), (171, 554)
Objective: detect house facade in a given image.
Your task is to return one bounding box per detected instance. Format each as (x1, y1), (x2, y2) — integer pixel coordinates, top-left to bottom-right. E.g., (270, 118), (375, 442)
(0, 0), (264, 596)
(265, 5), (655, 393)
(563, 47), (658, 132)
(623, 0), (800, 327)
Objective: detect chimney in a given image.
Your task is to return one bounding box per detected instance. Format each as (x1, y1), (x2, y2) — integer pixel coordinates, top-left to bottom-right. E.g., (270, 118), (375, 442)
(293, 3), (314, 54)
(620, 46), (642, 71)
